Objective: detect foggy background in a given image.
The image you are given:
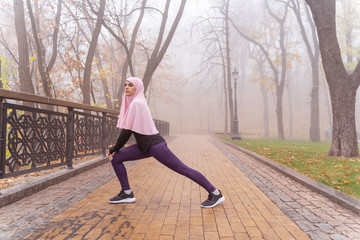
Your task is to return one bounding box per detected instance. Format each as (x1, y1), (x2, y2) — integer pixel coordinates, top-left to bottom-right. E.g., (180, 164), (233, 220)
(147, 0), (340, 139)
(154, 42), (331, 138)
(1, 0), (359, 140)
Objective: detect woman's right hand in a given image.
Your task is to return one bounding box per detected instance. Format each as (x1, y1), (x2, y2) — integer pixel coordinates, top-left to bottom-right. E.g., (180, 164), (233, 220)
(108, 152), (115, 161)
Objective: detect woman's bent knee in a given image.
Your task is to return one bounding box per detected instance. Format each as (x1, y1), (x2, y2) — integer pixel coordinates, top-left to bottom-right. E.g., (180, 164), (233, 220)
(111, 152), (125, 164)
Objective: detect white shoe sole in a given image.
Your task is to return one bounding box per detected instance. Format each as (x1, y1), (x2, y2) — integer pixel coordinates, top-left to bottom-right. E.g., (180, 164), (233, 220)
(109, 197), (136, 204)
(201, 196), (225, 208)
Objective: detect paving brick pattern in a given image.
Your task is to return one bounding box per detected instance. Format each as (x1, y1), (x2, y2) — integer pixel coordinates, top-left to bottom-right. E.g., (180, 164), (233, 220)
(0, 160), (123, 240)
(211, 137), (360, 240)
(5, 135), (310, 239)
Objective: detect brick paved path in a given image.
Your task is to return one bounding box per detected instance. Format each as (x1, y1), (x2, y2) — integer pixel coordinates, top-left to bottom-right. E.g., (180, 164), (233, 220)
(0, 158), (119, 239)
(4, 135), (359, 239)
(2, 135), (311, 239)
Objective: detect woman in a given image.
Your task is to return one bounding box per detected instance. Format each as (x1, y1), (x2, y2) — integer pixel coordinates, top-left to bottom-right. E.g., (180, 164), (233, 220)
(108, 77), (224, 208)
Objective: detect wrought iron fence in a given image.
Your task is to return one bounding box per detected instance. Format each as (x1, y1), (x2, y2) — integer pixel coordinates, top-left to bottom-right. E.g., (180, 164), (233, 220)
(0, 89), (169, 179)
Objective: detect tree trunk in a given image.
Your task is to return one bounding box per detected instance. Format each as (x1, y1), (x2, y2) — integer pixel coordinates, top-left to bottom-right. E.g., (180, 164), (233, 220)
(47, 0), (62, 72)
(83, 0), (106, 105)
(90, 83), (96, 105)
(26, 0), (52, 98)
(287, 83), (293, 139)
(262, 89), (269, 138)
(306, 0), (360, 157)
(291, 0), (320, 142)
(291, 0), (321, 141)
(14, 0), (35, 96)
(95, 50), (112, 109)
(142, 0), (187, 93)
(223, 69), (228, 135)
(225, 0), (234, 135)
(265, 0), (288, 139)
(309, 61), (320, 141)
(328, 85), (358, 157)
(275, 87), (285, 139)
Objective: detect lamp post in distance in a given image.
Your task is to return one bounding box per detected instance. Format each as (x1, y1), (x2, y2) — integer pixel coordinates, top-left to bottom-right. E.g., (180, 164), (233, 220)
(232, 67), (241, 140)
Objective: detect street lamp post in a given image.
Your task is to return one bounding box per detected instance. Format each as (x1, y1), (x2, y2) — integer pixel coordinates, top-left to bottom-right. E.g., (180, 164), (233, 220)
(232, 67), (241, 140)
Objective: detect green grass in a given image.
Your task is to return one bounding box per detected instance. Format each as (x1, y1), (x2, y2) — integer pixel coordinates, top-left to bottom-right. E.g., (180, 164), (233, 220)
(222, 137), (360, 200)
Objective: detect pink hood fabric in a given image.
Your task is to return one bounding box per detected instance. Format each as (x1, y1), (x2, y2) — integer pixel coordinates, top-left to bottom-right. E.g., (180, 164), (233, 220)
(116, 77), (159, 135)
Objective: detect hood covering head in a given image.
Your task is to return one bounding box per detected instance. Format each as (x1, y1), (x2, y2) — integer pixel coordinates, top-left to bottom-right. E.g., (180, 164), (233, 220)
(116, 77), (159, 135)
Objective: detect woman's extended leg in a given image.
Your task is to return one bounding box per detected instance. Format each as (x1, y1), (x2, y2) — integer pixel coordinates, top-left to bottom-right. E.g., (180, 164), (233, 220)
(111, 144), (150, 190)
(148, 141), (216, 193)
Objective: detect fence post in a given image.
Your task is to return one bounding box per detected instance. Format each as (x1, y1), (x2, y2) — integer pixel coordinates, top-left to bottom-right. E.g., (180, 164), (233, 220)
(102, 112), (107, 156)
(0, 98), (5, 178)
(66, 107), (74, 169)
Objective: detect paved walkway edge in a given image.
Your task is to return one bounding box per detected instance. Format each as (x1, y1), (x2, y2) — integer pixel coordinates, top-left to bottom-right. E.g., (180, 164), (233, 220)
(216, 137), (360, 215)
(0, 155), (108, 208)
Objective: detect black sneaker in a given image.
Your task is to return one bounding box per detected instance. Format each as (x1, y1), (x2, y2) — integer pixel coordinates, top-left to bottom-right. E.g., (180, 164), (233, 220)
(201, 190), (225, 208)
(109, 190), (136, 204)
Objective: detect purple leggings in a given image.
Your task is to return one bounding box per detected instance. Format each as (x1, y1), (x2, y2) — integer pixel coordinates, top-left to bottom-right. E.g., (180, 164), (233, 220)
(111, 141), (216, 193)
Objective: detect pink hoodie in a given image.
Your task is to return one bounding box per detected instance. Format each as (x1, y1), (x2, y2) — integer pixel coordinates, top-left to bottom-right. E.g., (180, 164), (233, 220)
(116, 77), (159, 135)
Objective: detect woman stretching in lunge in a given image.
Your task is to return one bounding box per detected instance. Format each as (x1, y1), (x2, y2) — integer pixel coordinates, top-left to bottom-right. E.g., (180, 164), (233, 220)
(108, 77), (225, 208)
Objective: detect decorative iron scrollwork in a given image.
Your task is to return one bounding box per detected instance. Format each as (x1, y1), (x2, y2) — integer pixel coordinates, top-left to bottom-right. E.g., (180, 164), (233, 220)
(4, 104), (66, 176)
(73, 111), (102, 157)
(106, 115), (120, 147)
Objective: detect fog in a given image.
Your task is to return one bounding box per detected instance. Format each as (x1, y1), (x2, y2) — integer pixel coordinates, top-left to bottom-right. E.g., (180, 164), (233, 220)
(148, 0), (360, 140)
(1, 0), (360, 140)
